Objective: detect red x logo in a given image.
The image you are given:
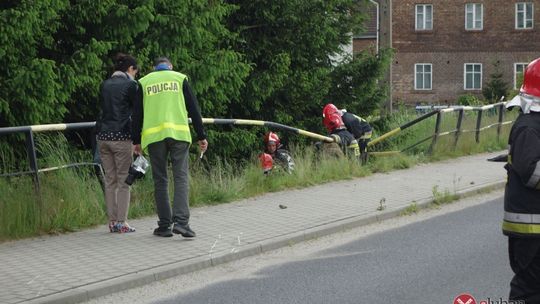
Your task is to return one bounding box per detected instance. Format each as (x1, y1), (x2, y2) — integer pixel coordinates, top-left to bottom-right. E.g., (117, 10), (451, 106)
(454, 294), (477, 304)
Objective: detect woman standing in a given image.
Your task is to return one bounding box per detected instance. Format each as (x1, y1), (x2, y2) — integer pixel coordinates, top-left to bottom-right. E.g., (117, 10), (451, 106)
(96, 53), (139, 233)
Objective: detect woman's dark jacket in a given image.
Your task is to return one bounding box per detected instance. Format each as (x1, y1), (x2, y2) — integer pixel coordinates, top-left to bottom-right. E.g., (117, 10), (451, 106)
(96, 73), (138, 136)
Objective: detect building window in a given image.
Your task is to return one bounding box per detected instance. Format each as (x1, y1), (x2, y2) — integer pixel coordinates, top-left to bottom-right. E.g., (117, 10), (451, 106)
(416, 4), (433, 30)
(515, 63), (528, 89)
(465, 3), (483, 30)
(464, 63), (482, 90)
(415, 64), (432, 90)
(516, 2), (534, 29)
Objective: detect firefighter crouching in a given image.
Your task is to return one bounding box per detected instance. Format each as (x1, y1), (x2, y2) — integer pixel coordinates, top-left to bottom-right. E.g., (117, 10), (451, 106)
(340, 108), (372, 164)
(503, 57), (540, 302)
(321, 103), (361, 161)
(259, 132), (295, 174)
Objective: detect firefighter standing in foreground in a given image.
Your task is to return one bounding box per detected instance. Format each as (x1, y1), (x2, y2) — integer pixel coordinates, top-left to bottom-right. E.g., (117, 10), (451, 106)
(503, 57), (540, 302)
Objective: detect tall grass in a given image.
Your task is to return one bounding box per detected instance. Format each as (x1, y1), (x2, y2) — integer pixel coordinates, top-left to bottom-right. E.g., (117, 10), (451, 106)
(0, 108), (516, 241)
(0, 134), (105, 240)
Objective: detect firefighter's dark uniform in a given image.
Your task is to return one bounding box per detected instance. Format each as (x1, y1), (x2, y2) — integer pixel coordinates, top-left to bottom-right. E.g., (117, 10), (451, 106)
(342, 112), (372, 163)
(503, 112), (540, 302)
(329, 128), (360, 159)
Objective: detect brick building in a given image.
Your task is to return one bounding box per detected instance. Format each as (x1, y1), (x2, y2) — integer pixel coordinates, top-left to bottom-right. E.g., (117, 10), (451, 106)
(354, 0), (540, 106)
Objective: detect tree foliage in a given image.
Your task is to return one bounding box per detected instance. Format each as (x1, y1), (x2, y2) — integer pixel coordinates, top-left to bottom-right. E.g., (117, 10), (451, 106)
(219, 0), (391, 156)
(327, 48), (394, 117)
(0, 0), (392, 160)
(0, 0), (248, 127)
(482, 61), (510, 103)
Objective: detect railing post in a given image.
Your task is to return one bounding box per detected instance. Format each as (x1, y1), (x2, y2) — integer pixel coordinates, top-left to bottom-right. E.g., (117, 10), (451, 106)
(428, 111), (442, 155)
(454, 109), (464, 149)
(497, 103), (505, 140)
(475, 110), (483, 143)
(25, 130), (40, 190)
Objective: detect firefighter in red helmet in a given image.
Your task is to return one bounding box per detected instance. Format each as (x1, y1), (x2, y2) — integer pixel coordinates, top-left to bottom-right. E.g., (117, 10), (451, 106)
(503, 57), (540, 302)
(322, 104), (360, 160)
(259, 131), (295, 174)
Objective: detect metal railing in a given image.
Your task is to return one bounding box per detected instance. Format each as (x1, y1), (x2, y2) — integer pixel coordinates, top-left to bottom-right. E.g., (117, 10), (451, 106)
(369, 102), (512, 155)
(0, 122), (97, 190)
(0, 103), (514, 190)
(0, 119), (335, 191)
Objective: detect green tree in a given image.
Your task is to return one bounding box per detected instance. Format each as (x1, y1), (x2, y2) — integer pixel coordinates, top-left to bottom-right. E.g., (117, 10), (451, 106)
(0, 0), (71, 126)
(0, 0), (393, 162)
(482, 61), (510, 103)
(327, 48), (393, 116)
(218, 0), (386, 157)
(0, 0), (249, 127)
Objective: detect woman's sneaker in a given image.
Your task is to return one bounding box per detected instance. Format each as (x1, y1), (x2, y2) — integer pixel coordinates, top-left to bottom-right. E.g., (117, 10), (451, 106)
(109, 221), (118, 233)
(116, 222), (136, 233)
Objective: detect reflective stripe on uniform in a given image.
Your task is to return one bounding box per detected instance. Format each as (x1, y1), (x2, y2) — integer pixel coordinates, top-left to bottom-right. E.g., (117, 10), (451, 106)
(142, 122), (190, 137)
(504, 211), (540, 224)
(348, 142), (360, 157)
(502, 220), (540, 234)
(359, 131), (372, 140)
(526, 162), (540, 188)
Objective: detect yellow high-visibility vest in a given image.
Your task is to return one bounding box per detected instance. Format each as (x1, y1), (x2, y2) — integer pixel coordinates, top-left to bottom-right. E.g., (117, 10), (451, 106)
(138, 70), (191, 150)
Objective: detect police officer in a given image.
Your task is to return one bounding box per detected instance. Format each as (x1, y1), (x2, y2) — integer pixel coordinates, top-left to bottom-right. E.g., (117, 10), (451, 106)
(132, 57), (208, 238)
(322, 103), (360, 160)
(503, 57), (540, 302)
(340, 108), (372, 164)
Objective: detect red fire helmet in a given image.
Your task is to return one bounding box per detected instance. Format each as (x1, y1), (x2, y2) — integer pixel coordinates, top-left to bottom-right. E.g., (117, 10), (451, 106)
(322, 103), (344, 132)
(264, 131), (280, 147)
(507, 57), (540, 113)
(259, 153), (273, 172)
(521, 57), (540, 98)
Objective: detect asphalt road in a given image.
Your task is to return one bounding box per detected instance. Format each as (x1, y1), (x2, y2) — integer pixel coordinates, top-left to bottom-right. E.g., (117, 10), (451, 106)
(85, 191), (512, 304)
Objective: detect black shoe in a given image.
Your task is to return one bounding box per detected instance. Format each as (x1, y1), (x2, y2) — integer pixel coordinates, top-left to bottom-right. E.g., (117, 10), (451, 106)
(172, 224), (196, 238)
(153, 226), (173, 237)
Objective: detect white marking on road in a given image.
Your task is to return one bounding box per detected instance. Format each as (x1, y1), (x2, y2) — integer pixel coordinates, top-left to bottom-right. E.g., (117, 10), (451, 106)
(26, 275), (40, 285)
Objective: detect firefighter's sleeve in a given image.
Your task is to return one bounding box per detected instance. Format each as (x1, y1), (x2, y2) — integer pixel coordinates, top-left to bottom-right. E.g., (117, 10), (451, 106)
(330, 134), (342, 144)
(511, 127), (540, 189)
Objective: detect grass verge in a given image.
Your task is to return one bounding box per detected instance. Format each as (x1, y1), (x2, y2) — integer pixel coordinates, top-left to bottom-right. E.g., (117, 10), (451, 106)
(0, 109), (515, 241)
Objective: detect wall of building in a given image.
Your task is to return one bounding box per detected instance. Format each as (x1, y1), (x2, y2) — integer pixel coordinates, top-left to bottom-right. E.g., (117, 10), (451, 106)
(391, 0), (540, 104)
(353, 38), (377, 54)
(393, 51), (540, 104)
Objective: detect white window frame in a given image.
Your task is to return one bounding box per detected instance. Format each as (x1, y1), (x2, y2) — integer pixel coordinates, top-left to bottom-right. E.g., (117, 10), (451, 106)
(515, 63), (528, 89)
(415, 4), (433, 30)
(465, 3), (483, 30)
(464, 63), (482, 90)
(516, 2), (534, 29)
(415, 63), (432, 90)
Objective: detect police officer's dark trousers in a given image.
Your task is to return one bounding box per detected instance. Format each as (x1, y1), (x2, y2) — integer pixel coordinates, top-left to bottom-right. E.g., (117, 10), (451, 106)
(148, 138), (190, 228)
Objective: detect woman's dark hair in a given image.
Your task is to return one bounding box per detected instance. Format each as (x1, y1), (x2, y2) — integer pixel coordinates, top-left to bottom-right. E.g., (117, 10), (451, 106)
(114, 53), (138, 72)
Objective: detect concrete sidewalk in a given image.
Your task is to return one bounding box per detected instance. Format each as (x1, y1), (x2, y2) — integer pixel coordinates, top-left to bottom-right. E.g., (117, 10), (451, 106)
(0, 152), (506, 304)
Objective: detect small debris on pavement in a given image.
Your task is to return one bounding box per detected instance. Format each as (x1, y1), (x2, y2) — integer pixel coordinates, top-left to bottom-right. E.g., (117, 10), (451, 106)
(377, 198), (386, 211)
(279, 204), (287, 209)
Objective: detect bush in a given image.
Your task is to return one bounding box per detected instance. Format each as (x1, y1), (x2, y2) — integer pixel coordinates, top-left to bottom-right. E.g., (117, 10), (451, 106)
(457, 94), (483, 106)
